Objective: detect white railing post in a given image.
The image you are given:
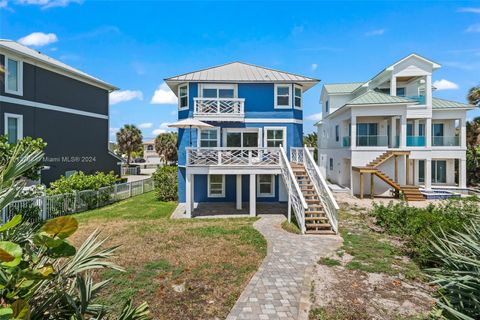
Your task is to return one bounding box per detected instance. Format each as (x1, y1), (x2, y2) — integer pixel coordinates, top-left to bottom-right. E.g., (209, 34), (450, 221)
(41, 196), (47, 221)
(248, 150), (252, 165)
(128, 182), (132, 198)
(141, 179), (144, 194)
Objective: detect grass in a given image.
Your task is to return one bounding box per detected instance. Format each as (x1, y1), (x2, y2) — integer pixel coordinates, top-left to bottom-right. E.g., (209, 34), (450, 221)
(318, 257), (341, 267)
(71, 192), (267, 319)
(281, 214), (301, 234)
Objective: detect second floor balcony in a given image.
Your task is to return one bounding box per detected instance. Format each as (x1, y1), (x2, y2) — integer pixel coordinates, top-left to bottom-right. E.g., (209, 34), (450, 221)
(193, 97), (245, 121)
(186, 147), (280, 167)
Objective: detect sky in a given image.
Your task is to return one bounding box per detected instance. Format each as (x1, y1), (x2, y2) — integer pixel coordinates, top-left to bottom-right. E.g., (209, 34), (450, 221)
(1, 0), (479, 141)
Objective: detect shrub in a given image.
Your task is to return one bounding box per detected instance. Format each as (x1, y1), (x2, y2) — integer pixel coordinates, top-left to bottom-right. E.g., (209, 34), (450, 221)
(153, 166), (177, 201)
(48, 171), (119, 195)
(370, 197), (480, 266)
(426, 223), (480, 320)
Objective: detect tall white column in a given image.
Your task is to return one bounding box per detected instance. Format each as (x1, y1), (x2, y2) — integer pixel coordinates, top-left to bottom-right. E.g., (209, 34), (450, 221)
(461, 116), (467, 148)
(425, 159), (432, 190)
(390, 117), (397, 148)
(413, 120), (419, 136)
(236, 174), (242, 210)
(400, 116), (407, 148)
(425, 75), (432, 107)
(426, 118), (432, 147)
(249, 174), (256, 217)
(351, 116), (357, 148)
(459, 158), (467, 188)
(390, 75), (397, 96)
(185, 173), (192, 218)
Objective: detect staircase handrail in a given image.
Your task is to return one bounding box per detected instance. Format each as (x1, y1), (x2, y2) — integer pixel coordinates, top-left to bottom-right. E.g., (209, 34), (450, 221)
(279, 146), (308, 234)
(303, 147), (339, 233)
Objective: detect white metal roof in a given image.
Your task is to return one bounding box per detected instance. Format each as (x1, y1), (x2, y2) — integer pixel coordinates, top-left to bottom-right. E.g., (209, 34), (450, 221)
(165, 61), (320, 93)
(0, 39), (117, 91)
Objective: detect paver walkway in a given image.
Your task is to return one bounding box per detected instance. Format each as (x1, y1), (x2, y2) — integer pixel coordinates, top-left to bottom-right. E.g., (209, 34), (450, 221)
(227, 215), (342, 320)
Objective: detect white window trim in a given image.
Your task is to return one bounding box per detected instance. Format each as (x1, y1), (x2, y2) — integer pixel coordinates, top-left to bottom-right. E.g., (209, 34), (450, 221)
(178, 83), (189, 111)
(197, 127), (220, 148)
(4, 55), (23, 96)
(257, 174), (275, 197)
(4, 113), (23, 143)
(222, 128), (262, 147)
(274, 84), (292, 109)
(199, 83), (237, 98)
(293, 84), (303, 110)
(208, 174), (225, 198)
(264, 126), (287, 148)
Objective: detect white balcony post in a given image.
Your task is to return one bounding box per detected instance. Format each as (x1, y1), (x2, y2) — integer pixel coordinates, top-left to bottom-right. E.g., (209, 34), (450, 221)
(390, 117), (397, 148)
(400, 115), (407, 148)
(460, 116), (467, 148)
(287, 195), (291, 223)
(185, 173), (192, 218)
(351, 116), (357, 148)
(248, 150), (252, 165)
(249, 174), (256, 217)
(426, 118), (432, 147)
(459, 158), (467, 188)
(425, 75), (432, 107)
(390, 75), (397, 96)
(236, 174), (242, 210)
(425, 159), (432, 190)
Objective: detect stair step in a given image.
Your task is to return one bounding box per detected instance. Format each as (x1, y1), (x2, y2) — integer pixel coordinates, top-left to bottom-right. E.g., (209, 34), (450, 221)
(305, 230), (336, 235)
(305, 217), (328, 222)
(306, 223), (331, 228)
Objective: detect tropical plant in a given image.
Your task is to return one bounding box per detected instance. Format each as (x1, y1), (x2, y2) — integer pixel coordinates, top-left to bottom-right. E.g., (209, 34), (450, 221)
(466, 117), (480, 185)
(47, 171), (119, 195)
(303, 132), (317, 148)
(0, 135), (47, 181)
(426, 222), (480, 320)
(153, 165), (177, 201)
(0, 143), (150, 319)
(467, 86), (480, 107)
(154, 132), (178, 165)
(116, 125), (143, 165)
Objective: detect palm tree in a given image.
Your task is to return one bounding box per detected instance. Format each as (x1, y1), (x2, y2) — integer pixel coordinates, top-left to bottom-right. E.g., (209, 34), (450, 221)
(154, 132), (178, 165)
(467, 86), (480, 107)
(116, 125), (143, 165)
(303, 132), (317, 148)
(466, 117), (480, 184)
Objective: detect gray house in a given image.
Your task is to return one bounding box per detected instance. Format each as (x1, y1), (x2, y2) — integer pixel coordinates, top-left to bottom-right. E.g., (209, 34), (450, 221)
(0, 39), (121, 184)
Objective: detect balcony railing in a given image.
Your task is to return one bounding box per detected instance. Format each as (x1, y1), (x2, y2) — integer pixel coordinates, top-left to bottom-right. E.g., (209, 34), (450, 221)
(342, 136), (351, 147)
(432, 136), (460, 147)
(186, 147), (280, 166)
(357, 135), (389, 147)
(406, 95), (426, 104)
(193, 98), (245, 120)
(407, 136), (426, 147)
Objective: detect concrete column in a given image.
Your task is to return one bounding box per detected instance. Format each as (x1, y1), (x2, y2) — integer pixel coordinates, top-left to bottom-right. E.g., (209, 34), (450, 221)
(425, 75), (432, 107)
(459, 158), (467, 188)
(460, 116), (467, 148)
(413, 120), (419, 136)
(249, 174), (256, 217)
(400, 115), (407, 148)
(351, 116), (357, 148)
(426, 118), (432, 147)
(390, 117), (397, 148)
(425, 159), (432, 190)
(236, 174), (242, 210)
(390, 75), (397, 96)
(185, 173), (192, 218)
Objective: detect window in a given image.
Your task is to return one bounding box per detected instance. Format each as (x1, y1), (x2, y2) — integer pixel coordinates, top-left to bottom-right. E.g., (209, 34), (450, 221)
(407, 123), (413, 136)
(325, 99), (330, 113)
(329, 158), (333, 171)
(275, 84), (291, 108)
(202, 84), (235, 98)
(265, 127), (286, 147)
(199, 128), (219, 147)
(208, 175), (225, 197)
(396, 87), (406, 97)
(225, 129), (259, 148)
(432, 123), (444, 137)
(357, 123), (378, 146)
(5, 57), (23, 95)
(257, 174), (275, 197)
(335, 125), (339, 142)
(432, 160), (447, 184)
(147, 144), (154, 151)
(418, 160), (425, 183)
(294, 85), (302, 109)
(178, 84), (188, 110)
(4, 113), (23, 144)
(418, 123), (425, 136)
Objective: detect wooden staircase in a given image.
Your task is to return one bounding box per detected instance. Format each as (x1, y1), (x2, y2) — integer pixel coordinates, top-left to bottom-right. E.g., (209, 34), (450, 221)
(353, 151), (425, 202)
(291, 163), (335, 235)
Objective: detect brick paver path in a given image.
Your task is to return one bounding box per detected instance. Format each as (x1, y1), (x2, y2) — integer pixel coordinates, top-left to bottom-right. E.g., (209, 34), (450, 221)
(227, 215), (342, 320)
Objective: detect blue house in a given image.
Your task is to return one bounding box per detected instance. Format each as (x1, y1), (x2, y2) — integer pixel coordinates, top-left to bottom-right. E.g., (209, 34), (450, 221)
(165, 62), (339, 234)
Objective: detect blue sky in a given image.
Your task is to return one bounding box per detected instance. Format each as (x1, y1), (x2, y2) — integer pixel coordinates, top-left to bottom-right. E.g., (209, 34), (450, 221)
(1, 0), (479, 141)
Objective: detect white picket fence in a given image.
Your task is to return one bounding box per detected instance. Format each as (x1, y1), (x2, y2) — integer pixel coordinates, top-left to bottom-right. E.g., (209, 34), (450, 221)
(2, 178), (155, 224)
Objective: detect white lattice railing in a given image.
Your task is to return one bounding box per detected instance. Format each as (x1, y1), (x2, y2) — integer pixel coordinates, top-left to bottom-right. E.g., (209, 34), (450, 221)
(1, 178), (155, 224)
(194, 98), (245, 117)
(290, 147), (314, 163)
(186, 147), (280, 167)
(303, 147), (339, 233)
(279, 146), (308, 234)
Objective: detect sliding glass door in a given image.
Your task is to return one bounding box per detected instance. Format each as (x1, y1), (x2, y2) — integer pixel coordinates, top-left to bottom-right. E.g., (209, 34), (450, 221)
(432, 160), (447, 184)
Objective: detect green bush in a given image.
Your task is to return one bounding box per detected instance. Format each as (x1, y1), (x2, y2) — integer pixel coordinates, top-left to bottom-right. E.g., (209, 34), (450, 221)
(153, 166), (177, 201)
(48, 171), (118, 195)
(370, 197), (480, 266)
(426, 223), (480, 320)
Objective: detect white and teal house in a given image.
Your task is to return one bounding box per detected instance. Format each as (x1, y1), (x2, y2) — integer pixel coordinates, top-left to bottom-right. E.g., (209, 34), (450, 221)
(165, 62), (339, 235)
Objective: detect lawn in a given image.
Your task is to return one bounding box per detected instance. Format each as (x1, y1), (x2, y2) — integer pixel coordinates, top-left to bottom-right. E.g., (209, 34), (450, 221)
(71, 192), (267, 320)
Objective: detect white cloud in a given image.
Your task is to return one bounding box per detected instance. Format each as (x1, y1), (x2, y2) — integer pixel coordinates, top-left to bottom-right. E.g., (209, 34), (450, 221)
(109, 90), (143, 105)
(458, 7), (480, 14)
(365, 29), (385, 36)
(311, 63), (318, 71)
(15, 0), (83, 9)
(306, 113), (323, 122)
(0, 0), (8, 8)
(151, 123), (173, 136)
(466, 24), (480, 32)
(138, 122), (153, 129)
(18, 32), (58, 47)
(152, 129), (167, 136)
(151, 83), (177, 104)
(433, 79), (459, 90)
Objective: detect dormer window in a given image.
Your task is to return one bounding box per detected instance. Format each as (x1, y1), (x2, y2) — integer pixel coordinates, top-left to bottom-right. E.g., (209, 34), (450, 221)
(294, 85), (302, 109)
(5, 56), (23, 95)
(275, 84), (291, 108)
(178, 84), (188, 110)
(325, 99), (330, 113)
